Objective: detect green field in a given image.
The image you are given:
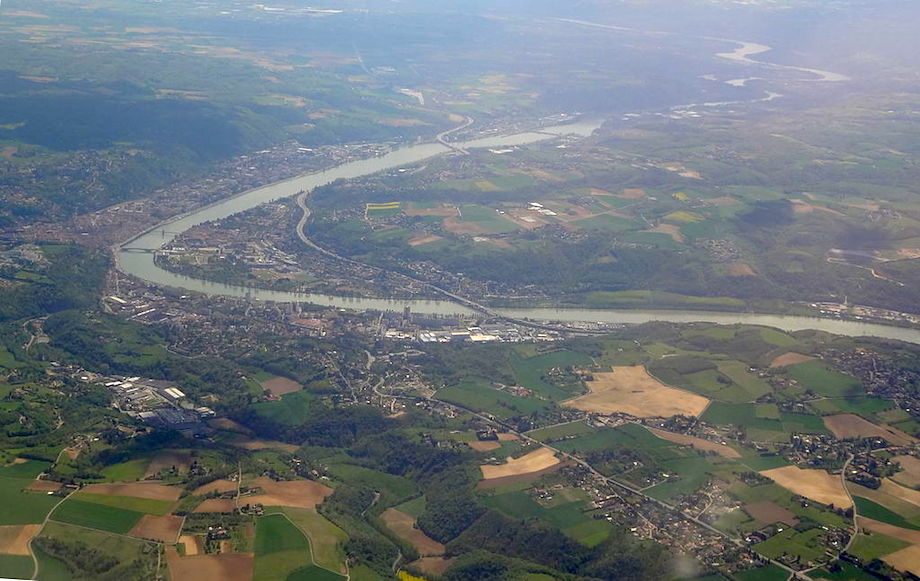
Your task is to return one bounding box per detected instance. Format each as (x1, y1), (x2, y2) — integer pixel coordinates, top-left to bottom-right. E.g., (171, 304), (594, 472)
(480, 490), (612, 547)
(734, 564), (790, 581)
(0, 459), (51, 479)
(50, 498), (143, 534)
(274, 507), (348, 574)
(99, 458), (149, 482)
(287, 565), (347, 581)
(808, 397), (894, 416)
(812, 561), (879, 581)
(847, 531), (910, 562)
(716, 361), (772, 401)
(853, 496), (920, 530)
(254, 514), (312, 581)
(0, 554), (34, 579)
(326, 464), (418, 507)
(73, 492), (174, 516)
(783, 361), (863, 397)
(526, 421), (595, 442)
(0, 476), (62, 525)
(35, 521), (157, 580)
(753, 527), (826, 563)
(392, 496), (427, 518)
(436, 379), (549, 419)
(252, 390), (316, 425)
(553, 423), (672, 455)
(457, 204), (520, 234)
(510, 349), (592, 401)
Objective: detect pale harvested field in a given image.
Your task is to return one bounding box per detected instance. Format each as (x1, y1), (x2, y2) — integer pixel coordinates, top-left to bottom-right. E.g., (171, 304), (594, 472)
(260, 376), (302, 396)
(244, 477), (332, 509)
(645, 223), (685, 243)
(564, 365), (710, 418)
(145, 450), (192, 477)
(823, 414), (916, 446)
(480, 448), (559, 480)
(743, 501), (798, 526)
(468, 441), (501, 452)
(82, 482), (181, 502)
(26, 480), (62, 493)
(496, 433), (519, 441)
(442, 217), (489, 235)
(893, 455), (920, 488)
(769, 352), (815, 368)
(0, 524), (41, 555)
(194, 498), (237, 513)
(860, 518), (920, 544)
(848, 481), (920, 517)
(408, 234), (443, 247)
(166, 547), (253, 581)
(179, 535), (202, 555)
(478, 462), (567, 489)
(618, 188), (646, 199)
(760, 466), (851, 509)
(882, 545), (920, 576)
(381, 509), (444, 556)
(647, 427), (740, 458)
(727, 262), (756, 277)
(193, 479), (238, 496)
(412, 557), (455, 576)
(879, 478), (920, 508)
(129, 514), (183, 543)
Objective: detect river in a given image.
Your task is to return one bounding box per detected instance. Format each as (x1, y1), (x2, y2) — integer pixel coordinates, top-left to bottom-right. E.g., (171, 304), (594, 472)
(116, 117), (920, 345)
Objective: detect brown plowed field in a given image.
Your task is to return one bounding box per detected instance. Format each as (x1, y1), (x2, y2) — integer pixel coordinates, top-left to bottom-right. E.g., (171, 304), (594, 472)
(408, 234), (443, 247)
(564, 365), (710, 418)
(859, 518), (920, 544)
(193, 479), (238, 496)
(243, 477), (332, 509)
(194, 498), (237, 513)
(743, 501), (798, 526)
(229, 437), (299, 453)
(260, 377), (302, 396)
(26, 480), (62, 493)
(381, 509), (444, 556)
(496, 433), (519, 441)
(0, 524), (41, 555)
(82, 482), (181, 501)
(760, 466), (851, 509)
(208, 418), (254, 435)
(179, 535), (202, 555)
(129, 514), (183, 543)
(145, 450), (192, 477)
(769, 352), (815, 368)
(468, 440), (501, 452)
(166, 546), (253, 581)
(647, 427), (740, 458)
(823, 414), (916, 446)
(893, 455), (920, 488)
(883, 545), (920, 576)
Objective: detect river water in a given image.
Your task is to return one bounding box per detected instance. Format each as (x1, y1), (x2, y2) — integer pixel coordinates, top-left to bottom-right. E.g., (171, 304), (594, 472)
(116, 118), (920, 345)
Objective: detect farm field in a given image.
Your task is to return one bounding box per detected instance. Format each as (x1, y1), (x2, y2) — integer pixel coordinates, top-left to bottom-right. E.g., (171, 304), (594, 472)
(244, 477), (333, 509)
(195, 498), (237, 513)
(166, 546), (254, 581)
(753, 527), (826, 563)
(259, 376), (303, 396)
(381, 508), (445, 556)
(526, 421), (595, 442)
(272, 507), (348, 574)
(760, 466), (851, 509)
(782, 361), (863, 397)
(50, 498), (144, 534)
(479, 489), (613, 547)
(254, 514), (312, 581)
(822, 414), (915, 446)
(563, 365), (710, 417)
(71, 491), (175, 515)
(436, 379), (549, 418)
(892, 455), (920, 487)
(325, 465), (417, 506)
(646, 426), (740, 458)
(36, 521), (159, 580)
(129, 514), (184, 543)
(0, 476), (61, 525)
(145, 450), (193, 478)
(480, 448), (559, 480)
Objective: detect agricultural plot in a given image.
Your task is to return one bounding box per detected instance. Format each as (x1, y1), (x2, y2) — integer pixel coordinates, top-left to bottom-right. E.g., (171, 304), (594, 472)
(166, 546), (254, 581)
(436, 379), (549, 419)
(71, 492), (175, 515)
(251, 390), (315, 425)
(145, 450), (192, 478)
(753, 527), (826, 564)
(254, 514), (312, 581)
(381, 508), (444, 556)
(823, 414), (915, 446)
(892, 455), (920, 488)
(852, 497), (920, 531)
(449, 204), (520, 234)
(129, 514), (183, 543)
(480, 448), (559, 481)
(259, 376), (303, 396)
(244, 476), (333, 509)
(848, 531), (910, 562)
(510, 349), (593, 401)
(526, 421), (595, 442)
(50, 498), (144, 534)
(808, 397), (895, 416)
(759, 466), (851, 509)
(0, 554), (32, 579)
(273, 507), (348, 574)
(782, 361), (863, 397)
(37, 521), (159, 580)
(563, 365), (710, 418)
(479, 489), (613, 547)
(646, 427), (740, 458)
(0, 476), (61, 525)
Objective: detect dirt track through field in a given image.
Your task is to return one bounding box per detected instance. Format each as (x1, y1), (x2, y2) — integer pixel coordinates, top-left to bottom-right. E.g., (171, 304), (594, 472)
(564, 365), (710, 418)
(760, 466), (851, 509)
(480, 448), (559, 480)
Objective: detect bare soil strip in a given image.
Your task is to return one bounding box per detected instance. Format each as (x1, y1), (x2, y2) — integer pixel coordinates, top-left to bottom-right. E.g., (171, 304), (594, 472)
(480, 448), (559, 480)
(381, 509), (445, 556)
